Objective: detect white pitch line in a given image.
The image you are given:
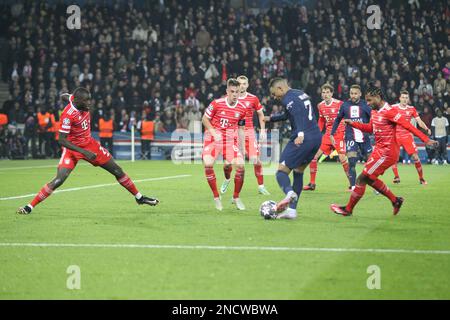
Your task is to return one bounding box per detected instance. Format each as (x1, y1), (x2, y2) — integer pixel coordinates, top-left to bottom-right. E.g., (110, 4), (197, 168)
(0, 242), (449, 255)
(0, 174), (191, 201)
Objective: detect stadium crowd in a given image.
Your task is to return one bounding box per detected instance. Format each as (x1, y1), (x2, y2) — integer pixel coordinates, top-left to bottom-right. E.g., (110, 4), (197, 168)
(0, 0), (448, 161)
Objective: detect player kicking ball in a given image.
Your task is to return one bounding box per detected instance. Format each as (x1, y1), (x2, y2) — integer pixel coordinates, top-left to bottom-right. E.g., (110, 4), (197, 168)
(265, 77), (322, 219)
(391, 90), (431, 185)
(17, 88), (159, 215)
(330, 85), (438, 217)
(220, 75), (270, 196)
(202, 78), (247, 211)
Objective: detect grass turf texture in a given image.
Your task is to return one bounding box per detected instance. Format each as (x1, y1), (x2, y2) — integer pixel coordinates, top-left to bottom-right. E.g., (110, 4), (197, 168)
(0, 160), (449, 299)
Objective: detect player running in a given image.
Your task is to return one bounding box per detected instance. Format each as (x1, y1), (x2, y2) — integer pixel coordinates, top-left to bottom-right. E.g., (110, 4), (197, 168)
(391, 90), (431, 184)
(330, 86), (438, 216)
(220, 75), (270, 195)
(16, 87), (159, 215)
(265, 77), (322, 219)
(303, 83), (350, 191)
(330, 85), (372, 190)
(202, 78), (247, 211)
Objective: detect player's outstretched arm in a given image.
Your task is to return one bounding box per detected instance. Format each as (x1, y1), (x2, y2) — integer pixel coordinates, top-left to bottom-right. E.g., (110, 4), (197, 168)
(58, 132), (96, 161)
(389, 110), (436, 146)
(267, 112), (288, 122)
(345, 119), (374, 133)
(415, 116), (431, 135)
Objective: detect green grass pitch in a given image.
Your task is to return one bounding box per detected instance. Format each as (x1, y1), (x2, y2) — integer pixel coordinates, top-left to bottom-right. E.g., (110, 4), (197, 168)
(0, 159), (449, 299)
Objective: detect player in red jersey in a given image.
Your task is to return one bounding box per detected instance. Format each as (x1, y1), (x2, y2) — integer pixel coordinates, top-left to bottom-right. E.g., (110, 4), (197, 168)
(330, 85), (437, 216)
(202, 78), (247, 211)
(303, 84), (350, 191)
(391, 90), (431, 184)
(16, 87), (159, 215)
(219, 75), (270, 196)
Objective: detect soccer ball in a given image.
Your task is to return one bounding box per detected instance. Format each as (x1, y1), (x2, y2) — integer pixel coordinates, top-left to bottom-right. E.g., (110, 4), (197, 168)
(259, 200), (278, 220)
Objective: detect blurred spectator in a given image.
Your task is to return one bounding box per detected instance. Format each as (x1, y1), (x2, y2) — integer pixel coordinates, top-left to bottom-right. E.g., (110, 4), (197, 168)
(0, 0), (446, 160)
(431, 108), (449, 164)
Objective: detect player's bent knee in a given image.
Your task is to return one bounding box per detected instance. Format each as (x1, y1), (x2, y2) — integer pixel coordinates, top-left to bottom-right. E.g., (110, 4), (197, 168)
(278, 163), (291, 174)
(356, 173), (370, 185)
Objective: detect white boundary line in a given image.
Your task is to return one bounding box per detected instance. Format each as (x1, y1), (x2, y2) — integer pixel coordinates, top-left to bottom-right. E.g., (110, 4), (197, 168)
(0, 242), (449, 255)
(0, 174), (191, 201)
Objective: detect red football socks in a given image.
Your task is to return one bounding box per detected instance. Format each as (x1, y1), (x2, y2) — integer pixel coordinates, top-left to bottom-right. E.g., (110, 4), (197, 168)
(345, 183), (366, 212)
(371, 178), (397, 203)
(233, 168), (245, 199)
(254, 163), (264, 185)
(117, 174), (139, 196)
(30, 184), (54, 208)
(310, 159), (318, 184)
(392, 164), (399, 178)
(205, 167), (219, 198)
(414, 159), (424, 180)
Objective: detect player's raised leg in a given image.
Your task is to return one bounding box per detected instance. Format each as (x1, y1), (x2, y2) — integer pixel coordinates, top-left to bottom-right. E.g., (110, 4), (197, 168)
(100, 158), (159, 206)
(17, 167), (73, 214)
(331, 152), (403, 216)
(277, 164), (308, 219)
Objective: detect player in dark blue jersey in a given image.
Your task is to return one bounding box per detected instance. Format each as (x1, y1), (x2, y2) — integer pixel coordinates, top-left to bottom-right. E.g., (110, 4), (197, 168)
(266, 77), (322, 219)
(330, 85), (372, 190)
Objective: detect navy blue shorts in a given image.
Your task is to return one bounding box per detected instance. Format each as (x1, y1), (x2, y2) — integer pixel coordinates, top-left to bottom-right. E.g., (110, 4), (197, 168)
(346, 139), (373, 156)
(280, 137), (322, 169)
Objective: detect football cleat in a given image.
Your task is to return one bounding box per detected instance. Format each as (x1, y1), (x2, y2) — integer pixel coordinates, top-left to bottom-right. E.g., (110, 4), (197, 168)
(330, 204), (352, 216)
(419, 179), (427, 185)
(275, 191), (298, 213)
(303, 183), (316, 191)
(276, 208), (297, 220)
(393, 177), (401, 184)
(214, 198), (223, 211)
(231, 197), (246, 210)
(220, 179), (231, 194)
(392, 197), (404, 215)
(258, 185), (270, 195)
(136, 196), (159, 206)
(16, 205), (32, 215)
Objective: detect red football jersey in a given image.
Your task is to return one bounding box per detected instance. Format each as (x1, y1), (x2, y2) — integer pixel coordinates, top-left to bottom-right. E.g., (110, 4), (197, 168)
(392, 103), (419, 138)
(204, 97), (247, 139)
(318, 98), (344, 135)
(59, 99), (92, 147)
(351, 102), (429, 155)
(238, 92), (263, 129)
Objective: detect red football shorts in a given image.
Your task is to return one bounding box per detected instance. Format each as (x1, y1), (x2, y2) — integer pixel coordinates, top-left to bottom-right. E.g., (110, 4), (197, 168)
(244, 129), (260, 159)
(202, 133), (242, 163)
(320, 133), (346, 155)
(396, 134), (417, 156)
(362, 147), (398, 180)
(58, 138), (112, 170)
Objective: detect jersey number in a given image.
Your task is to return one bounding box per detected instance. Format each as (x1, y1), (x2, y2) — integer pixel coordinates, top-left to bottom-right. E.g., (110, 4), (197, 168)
(304, 100), (313, 121)
(220, 118), (229, 128)
(81, 120), (89, 130)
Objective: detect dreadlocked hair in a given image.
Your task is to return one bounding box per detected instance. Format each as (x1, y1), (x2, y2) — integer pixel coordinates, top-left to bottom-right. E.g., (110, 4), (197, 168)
(365, 83), (384, 99)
